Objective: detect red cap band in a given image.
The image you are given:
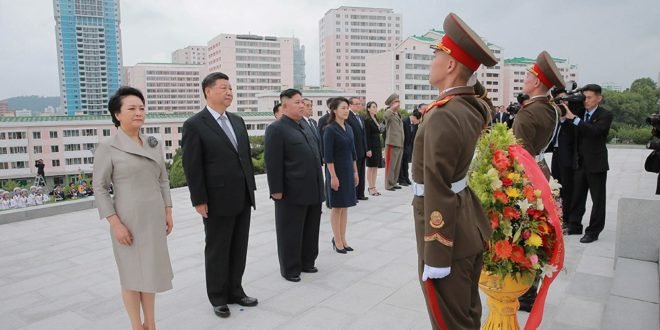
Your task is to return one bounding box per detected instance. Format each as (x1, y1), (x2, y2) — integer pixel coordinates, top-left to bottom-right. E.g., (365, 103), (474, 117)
(434, 35), (481, 71)
(529, 63), (553, 88)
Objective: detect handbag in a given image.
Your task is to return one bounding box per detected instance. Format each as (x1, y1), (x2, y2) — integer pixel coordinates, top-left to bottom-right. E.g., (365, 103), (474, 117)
(644, 150), (660, 173)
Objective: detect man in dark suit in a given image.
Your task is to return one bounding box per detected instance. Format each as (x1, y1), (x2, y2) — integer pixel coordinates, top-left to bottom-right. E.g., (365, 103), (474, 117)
(399, 108), (422, 186)
(265, 89), (325, 282)
(563, 84), (613, 243)
(492, 106), (511, 127)
(182, 72), (258, 318)
(302, 98), (322, 161)
(347, 97), (369, 200)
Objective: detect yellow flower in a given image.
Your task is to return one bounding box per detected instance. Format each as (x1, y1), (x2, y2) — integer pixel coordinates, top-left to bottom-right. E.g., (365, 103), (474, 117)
(505, 187), (521, 198)
(506, 172), (521, 182)
(525, 233), (543, 247)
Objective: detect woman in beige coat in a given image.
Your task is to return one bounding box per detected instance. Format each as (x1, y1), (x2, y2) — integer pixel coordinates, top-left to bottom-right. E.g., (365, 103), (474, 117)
(93, 87), (173, 330)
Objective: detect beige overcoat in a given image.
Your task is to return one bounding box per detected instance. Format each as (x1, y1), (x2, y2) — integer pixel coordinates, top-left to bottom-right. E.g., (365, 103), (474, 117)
(93, 128), (173, 293)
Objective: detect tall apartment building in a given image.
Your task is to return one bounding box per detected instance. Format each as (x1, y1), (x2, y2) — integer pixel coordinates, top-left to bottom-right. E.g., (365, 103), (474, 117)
(366, 29), (504, 110)
(502, 57), (579, 106)
(207, 34), (305, 112)
(319, 6), (402, 95)
(0, 101), (11, 117)
(172, 45), (207, 65)
(53, 0), (122, 116)
(123, 63), (207, 114)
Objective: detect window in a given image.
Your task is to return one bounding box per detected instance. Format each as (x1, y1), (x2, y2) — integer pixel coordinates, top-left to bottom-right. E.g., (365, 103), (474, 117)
(103, 129), (110, 136)
(144, 127), (160, 134)
(11, 161), (28, 169)
(8, 132), (26, 139)
(63, 130), (80, 137)
(65, 158), (82, 165)
(33, 132), (41, 139)
(0, 162), (9, 170)
(81, 129), (97, 136)
(0, 147), (6, 154)
(51, 145), (60, 153)
(10, 146), (27, 154)
(165, 127), (171, 134)
(52, 159), (60, 167)
(83, 157), (94, 164)
(0, 133), (5, 139)
(165, 140), (172, 147)
(82, 143), (96, 150)
(177, 127), (182, 133)
(65, 144), (81, 151)
(34, 146), (43, 154)
(166, 153), (173, 160)
(50, 131), (58, 138)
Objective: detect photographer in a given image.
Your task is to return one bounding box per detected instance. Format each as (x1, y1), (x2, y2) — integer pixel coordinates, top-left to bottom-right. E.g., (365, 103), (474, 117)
(35, 159), (45, 181)
(563, 84), (613, 244)
(645, 116), (660, 194)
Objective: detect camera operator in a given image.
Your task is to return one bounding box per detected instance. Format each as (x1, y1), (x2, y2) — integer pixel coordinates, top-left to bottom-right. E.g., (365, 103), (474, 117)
(562, 84), (613, 244)
(645, 115), (660, 194)
(35, 159), (45, 181)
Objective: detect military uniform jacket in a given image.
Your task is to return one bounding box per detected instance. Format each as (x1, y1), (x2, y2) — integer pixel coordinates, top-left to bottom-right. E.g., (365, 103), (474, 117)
(383, 109), (404, 147)
(512, 96), (558, 156)
(411, 86), (493, 267)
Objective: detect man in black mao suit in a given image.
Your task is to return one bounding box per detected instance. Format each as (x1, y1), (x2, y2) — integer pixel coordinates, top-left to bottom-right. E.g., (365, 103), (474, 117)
(182, 72), (257, 318)
(399, 108), (422, 186)
(347, 97), (369, 200)
(302, 98), (322, 161)
(563, 84), (613, 243)
(265, 89), (325, 282)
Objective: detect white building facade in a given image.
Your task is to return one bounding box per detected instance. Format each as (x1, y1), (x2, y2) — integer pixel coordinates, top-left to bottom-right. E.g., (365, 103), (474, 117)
(502, 57), (579, 106)
(123, 63), (207, 114)
(172, 45), (207, 65)
(319, 6), (402, 96)
(207, 34), (305, 113)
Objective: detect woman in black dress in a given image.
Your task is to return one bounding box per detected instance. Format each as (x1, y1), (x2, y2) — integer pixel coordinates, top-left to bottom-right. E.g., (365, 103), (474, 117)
(364, 101), (383, 196)
(323, 97), (358, 254)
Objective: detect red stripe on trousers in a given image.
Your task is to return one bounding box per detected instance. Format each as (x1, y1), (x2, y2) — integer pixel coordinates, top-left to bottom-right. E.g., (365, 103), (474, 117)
(424, 280), (449, 330)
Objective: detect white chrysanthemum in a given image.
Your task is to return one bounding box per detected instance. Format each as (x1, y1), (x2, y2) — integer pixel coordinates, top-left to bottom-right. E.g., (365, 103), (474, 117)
(541, 264), (558, 278)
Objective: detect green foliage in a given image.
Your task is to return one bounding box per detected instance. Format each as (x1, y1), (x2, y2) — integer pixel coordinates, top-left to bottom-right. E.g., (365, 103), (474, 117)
(250, 135), (265, 158)
(168, 148), (187, 188)
(609, 125), (652, 144)
(602, 78), (660, 128)
(252, 152), (265, 175)
(2, 180), (21, 191)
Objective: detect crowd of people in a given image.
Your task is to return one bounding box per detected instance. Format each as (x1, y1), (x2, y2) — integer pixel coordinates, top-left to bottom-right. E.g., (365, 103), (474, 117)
(0, 180), (95, 211)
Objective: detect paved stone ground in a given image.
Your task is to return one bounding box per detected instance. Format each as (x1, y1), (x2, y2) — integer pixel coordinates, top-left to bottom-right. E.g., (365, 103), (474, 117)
(0, 148), (657, 330)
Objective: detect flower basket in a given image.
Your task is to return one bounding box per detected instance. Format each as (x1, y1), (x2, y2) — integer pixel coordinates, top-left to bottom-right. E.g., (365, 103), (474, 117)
(479, 270), (534, 330)
(468, 123), (565, 329)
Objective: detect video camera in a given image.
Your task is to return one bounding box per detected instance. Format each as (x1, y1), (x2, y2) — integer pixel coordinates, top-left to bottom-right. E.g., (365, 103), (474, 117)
(552, 80), (585, 104)
(506, 93), (529, 115)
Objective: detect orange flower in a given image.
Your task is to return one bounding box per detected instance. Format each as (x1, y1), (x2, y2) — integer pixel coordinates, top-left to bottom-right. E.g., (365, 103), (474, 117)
(492, 149), (510, 171)
(494, 240), (513, 259)
(493, 191), (508, 204)
(510, 245), (526, 263)
(502, 206), (520, 220)
(489, 211), (500, 229)
(523, 185), (536, 201)
(537, 222), (550, 234)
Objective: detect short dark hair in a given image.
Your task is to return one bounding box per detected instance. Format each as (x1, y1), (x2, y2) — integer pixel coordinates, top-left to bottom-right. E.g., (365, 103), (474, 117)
(327, 97), (350, 125)
(348, 97), (361, 105)
(412, 109), (422, 119)
(582, 84), (602, 95)
(302, 98), (312, 103)
(416, 103), (427, 111)
(273, 103), (281, 115)
(279, 88), (302, 101)
(108, 86), (145, 128)
(202, 72), (229, 99)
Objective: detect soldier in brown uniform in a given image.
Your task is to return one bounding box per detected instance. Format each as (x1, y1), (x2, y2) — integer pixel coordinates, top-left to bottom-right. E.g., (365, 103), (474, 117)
(411, 13), (498, 329)
(512, 51), (566, 179)
(383, 94), (405, 191)
(511, 51), (565, 312)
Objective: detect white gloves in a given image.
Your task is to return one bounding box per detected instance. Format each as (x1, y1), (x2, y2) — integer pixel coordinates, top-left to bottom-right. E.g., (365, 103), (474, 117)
(422, 264), (451, 281)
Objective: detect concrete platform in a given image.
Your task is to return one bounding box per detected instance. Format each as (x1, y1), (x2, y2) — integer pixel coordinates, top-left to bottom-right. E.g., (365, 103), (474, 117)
(0, 148), (657, 329)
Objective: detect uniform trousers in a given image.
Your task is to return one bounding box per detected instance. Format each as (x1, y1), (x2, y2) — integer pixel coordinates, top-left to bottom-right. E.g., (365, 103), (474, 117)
(385, 145), (403, 189)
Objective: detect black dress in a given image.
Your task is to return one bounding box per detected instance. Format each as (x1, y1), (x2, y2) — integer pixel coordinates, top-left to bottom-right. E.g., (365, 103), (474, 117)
(323, 122), (357, 208)
(364, 116), (383, 168)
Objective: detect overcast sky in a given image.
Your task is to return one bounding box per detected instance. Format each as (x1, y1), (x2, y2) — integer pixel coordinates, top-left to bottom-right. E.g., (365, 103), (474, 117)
(1, 0), (659, 99)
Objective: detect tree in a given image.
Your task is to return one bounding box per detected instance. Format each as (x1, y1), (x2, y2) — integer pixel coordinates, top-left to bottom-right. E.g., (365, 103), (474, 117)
(168, 148), (187, 188)
(602, 78), (660, 127)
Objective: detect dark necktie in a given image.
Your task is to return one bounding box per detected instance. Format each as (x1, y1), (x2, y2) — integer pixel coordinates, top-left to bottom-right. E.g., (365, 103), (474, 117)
(585, 113), (591, 123)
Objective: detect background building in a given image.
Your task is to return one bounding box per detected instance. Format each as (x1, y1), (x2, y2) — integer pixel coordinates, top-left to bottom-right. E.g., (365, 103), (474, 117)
(53, 0), (123, 116)
(319, 6), (402, 95)
(502, 57), (579, 106)
(0, 101), (11, 117)
(123, 63), (207, 114)
(172, 45), (207, 65)
(366, 29), (504, 110)
(207, 34), (305, 113)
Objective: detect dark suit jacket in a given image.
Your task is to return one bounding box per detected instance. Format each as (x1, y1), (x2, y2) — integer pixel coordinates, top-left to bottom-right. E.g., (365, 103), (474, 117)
(402, 117), (413, 154)
(492, 111), (510, 126)
(346, 111), (367, 159)
(576, 106), (613, 173)
(264, 115), (325, 205)
(556, 120), (578, 168)
(364, 116), (382, 152)
(182, 107), (256, 217)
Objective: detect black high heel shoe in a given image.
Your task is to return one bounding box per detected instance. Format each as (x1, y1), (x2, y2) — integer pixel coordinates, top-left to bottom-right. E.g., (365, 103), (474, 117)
(332, 238), (347, 254)
(344, 246), (354, 252)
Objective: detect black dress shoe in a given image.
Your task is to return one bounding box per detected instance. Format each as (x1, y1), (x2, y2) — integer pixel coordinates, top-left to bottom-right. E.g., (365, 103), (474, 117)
(302, 267), (318, 273)
(398, 182), (410, 186)
(580, 234), (598, 243)
(284, 275), (301, 282)
(386, 187), (396, 191)
(357, 196), (369, 201)
(230, 296), (258, 307)
(213, 305), (230, 318)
